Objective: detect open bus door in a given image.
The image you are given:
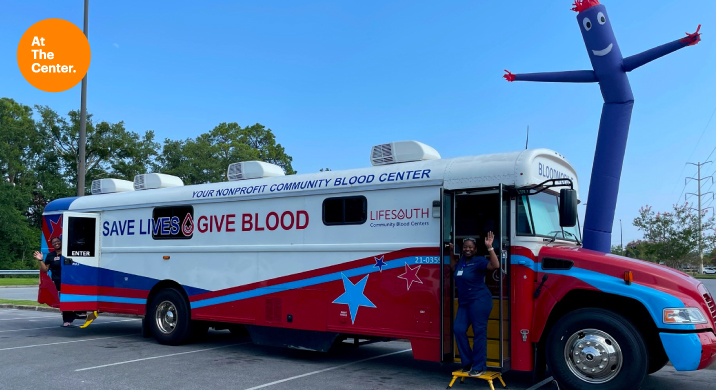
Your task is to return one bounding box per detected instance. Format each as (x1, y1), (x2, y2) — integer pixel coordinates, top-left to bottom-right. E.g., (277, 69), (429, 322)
(440, 185), (510, 371)
(60, 212), (101, 313)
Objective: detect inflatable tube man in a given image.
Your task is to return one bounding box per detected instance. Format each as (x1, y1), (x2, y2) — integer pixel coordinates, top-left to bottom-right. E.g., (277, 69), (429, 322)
(504, 0), (701, 252)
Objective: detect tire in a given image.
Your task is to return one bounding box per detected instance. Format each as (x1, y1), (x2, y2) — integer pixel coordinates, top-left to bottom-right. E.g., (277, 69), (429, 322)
(149, 288), (193, 345)
(647, 346), (669, 374)
(546, 308), (648, 390)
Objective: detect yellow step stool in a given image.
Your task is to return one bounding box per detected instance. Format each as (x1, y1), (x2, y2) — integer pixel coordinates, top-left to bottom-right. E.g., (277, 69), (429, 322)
(447, 370), (506, 390)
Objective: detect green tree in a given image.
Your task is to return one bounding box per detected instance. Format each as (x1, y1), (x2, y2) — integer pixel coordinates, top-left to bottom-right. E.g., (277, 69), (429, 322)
(34, 106), (160, 191)
(0, 98), (40, 185)
(0, 100), (295, 269)
(0, 183), (39, 269)
(156, 122), (295, 184)
(610, 245), (625, 256)
(631, 203), (716, 268)
(0, 98), (43, 266)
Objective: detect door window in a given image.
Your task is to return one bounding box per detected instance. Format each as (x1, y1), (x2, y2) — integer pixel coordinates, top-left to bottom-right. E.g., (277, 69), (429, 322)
(67, 217), (96, 257)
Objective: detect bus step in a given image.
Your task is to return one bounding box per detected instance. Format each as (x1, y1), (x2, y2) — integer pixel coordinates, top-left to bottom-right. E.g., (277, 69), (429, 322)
(446, 371), (506, 390)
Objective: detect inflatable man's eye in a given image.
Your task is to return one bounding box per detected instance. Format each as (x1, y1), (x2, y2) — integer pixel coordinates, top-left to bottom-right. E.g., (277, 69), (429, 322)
(597, 12), (606, 25)
(582, 17), (592, 31)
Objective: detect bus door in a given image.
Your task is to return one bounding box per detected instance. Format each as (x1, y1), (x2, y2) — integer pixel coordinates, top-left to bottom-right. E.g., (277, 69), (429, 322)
(441, 185), (510, 370)
(60, 212), (101, 312)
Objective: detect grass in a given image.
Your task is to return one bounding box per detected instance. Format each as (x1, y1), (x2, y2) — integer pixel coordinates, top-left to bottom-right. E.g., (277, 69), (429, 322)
(0, 278), (38, 286)
(694, 274), (716, 279)
(0, 298), (43, 306)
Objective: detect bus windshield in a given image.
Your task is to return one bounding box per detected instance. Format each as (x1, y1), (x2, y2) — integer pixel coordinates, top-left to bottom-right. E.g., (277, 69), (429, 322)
(517, 192), (581, 242)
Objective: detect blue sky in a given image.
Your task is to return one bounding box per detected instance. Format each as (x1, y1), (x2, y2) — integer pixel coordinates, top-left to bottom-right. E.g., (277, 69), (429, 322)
(2, 1), (715, 247)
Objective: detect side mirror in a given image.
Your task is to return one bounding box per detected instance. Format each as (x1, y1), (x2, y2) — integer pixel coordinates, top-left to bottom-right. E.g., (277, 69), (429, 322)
(559, 189), (577, 227)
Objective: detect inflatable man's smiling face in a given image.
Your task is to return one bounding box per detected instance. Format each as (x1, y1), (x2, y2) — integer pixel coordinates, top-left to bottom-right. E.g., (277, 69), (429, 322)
(574, 1), (624, 71)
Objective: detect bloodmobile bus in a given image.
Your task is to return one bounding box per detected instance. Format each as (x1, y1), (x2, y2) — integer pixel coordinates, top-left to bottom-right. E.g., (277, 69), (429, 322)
(38, 141), (716, 389)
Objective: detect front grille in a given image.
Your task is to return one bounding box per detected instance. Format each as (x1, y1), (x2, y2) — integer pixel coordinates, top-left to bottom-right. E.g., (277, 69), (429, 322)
(704, 292), (716, 322)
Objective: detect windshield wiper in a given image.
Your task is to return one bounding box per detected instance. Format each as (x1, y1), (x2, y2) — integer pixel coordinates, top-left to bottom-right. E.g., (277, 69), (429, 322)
(547, 231), (560, 245)
(562, 231), (582, 246)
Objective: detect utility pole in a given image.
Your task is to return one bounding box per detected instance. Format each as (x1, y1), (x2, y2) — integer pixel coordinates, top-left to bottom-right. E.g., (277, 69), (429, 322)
(620, 219), (623, 250)
(78, 0), (89, 196)
(686, 161), (714, 273)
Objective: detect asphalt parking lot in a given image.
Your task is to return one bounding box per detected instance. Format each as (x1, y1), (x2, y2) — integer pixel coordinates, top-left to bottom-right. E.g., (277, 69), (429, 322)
(0, 308), (715, 390)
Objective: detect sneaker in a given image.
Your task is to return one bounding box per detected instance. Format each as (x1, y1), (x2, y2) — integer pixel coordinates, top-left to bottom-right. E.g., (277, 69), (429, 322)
(468, 369), (485, 377)
(62, 322), (72, 327)
(460, 364), (472, 373)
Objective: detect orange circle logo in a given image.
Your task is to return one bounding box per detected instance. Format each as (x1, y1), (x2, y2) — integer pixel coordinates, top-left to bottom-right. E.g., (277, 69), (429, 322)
(17, 19), (91, 93)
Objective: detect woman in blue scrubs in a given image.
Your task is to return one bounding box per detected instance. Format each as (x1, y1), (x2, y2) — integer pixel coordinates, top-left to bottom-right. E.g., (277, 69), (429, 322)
(449, 232), (500, 377)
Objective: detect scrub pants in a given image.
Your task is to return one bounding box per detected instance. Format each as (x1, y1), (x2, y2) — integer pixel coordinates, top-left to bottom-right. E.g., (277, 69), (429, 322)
(53, 278), (76, 323)
(454, 296), (493, 371)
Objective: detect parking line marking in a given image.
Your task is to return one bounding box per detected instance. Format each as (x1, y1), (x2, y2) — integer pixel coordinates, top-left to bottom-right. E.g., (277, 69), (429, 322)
(0, 316), (54, 321)
(0, 318), (139, 333)
(75, 342), (249, 371)
(0, 334), (138, 351)
(242, 348), (413, 390)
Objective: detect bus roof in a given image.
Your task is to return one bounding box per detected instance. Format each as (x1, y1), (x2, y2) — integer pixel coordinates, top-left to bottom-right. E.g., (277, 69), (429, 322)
(45, 148), (578, 213)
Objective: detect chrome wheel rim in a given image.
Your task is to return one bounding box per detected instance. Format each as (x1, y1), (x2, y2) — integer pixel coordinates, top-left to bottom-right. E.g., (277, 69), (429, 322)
(564, 328), (623, 384)
(155, 300), (177, 334)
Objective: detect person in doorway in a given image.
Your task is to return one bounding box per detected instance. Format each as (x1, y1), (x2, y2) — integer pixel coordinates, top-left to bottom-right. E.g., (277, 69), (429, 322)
(33, 237), (83, 327)
(448, 233), (500, 377)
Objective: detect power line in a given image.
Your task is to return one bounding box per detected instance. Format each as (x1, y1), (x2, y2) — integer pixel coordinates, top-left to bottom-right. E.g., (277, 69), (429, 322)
(686, 161), (713, 274)
(676, 182), (689, 205)
(706, 144), (716, 163)
(671, 105), (716, 204)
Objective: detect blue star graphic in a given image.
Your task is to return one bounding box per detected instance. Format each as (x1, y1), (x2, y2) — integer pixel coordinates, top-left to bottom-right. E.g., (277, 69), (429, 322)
(373, 256), (386, 272)
(332, 273), (376, 324)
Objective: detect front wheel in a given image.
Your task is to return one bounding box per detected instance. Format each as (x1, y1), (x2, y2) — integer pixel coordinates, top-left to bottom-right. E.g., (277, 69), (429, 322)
(149, 288), (193, 345)
(546, 308), (648, 390)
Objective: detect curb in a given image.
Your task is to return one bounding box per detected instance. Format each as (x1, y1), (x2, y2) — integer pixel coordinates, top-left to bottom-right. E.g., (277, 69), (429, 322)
(0, 304), (58, 313)
(0, 285), (38, 288)
(0, 304), (142, 319)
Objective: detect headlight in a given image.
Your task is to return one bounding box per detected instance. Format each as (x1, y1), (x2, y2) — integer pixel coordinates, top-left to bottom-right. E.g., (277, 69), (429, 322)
(663, 308), (708, 324)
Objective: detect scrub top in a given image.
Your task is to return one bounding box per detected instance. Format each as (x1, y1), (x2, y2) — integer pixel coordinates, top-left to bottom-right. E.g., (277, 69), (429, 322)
(454, 255), (491, 304)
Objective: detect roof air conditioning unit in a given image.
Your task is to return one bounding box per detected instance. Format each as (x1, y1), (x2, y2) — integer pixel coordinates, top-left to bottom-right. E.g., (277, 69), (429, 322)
(370, 141), (440, 166)
(133, 173), (184, 190)
(227, 161), (285, 181)
(91, 179), (135, 195)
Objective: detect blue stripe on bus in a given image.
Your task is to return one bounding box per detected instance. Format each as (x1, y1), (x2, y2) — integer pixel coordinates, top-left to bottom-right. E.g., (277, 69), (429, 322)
(511, 254), (536, 268)
(62, 263), (210, 296)
(60, 294), (146, 305)
(510, 254), (693, 330)
(190, 256), (425, 309)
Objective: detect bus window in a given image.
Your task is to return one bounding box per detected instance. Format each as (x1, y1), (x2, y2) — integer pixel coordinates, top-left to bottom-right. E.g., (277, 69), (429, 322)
(322, 196), (367, 225)
(67, 216), (97, 257)
(517, 193), (580, 241)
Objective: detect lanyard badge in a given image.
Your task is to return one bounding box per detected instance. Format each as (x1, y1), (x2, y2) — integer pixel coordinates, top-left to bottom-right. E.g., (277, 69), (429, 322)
(456, 261), (465, 276)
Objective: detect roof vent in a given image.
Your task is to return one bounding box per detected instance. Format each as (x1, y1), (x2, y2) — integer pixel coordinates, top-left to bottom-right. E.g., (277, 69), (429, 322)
(133, 173), (184, 191)
(227, 161), (285, 181)
(91, 179), (134, 195)
(370, 141), (440, 166)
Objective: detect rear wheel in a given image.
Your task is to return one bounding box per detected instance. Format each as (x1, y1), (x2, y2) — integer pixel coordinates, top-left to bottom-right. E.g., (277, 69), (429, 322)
(149, 288), (193, 345)
(546, 308), (648, 390)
